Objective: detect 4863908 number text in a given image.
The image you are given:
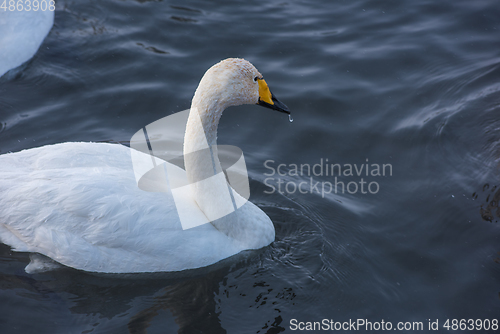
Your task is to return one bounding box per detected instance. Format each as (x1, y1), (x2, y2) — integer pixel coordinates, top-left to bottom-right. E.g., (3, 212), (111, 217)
(1, 0), (55, 11)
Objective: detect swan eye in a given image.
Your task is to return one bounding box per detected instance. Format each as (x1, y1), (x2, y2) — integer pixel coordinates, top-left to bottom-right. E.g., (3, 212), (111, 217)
(253, 76), (259, 83)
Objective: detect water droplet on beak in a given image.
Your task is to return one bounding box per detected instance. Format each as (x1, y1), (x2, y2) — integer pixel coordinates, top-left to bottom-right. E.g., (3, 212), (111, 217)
(288, 114), (293, 123)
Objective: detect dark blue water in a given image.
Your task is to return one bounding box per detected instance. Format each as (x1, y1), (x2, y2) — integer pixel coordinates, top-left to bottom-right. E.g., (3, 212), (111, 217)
(1, 0), (500, 333)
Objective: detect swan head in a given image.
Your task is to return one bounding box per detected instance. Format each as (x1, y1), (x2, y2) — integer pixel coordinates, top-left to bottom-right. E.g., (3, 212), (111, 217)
(194, 58), (290, 114)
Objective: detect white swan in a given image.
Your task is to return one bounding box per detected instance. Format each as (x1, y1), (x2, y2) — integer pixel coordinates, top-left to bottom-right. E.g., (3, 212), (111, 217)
(0, 8), (54, 77)
(0, 58), (290, 273)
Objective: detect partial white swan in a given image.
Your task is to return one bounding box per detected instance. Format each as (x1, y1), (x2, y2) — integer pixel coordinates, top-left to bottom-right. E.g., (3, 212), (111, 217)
(0, 58), (290, 273)
(0, 8), (54, 77)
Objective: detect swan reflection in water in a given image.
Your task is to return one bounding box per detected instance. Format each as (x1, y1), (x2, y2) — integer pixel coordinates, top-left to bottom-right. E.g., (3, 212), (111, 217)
(0, 246), (287, 333)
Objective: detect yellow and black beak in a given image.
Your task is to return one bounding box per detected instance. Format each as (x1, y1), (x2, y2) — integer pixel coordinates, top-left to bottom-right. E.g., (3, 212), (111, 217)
(257, 79), (290, 114)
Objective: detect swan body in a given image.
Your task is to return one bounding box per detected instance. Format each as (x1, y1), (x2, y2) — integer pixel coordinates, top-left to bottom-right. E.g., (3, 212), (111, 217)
(0, 9), (54, 77)
(0, 58), (290, 273)
(0, 142), (269, 273)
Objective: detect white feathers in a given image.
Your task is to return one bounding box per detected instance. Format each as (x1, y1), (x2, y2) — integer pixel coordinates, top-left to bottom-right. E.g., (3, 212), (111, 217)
(0, 9), (54, 77)
(0, 143), (249, 272)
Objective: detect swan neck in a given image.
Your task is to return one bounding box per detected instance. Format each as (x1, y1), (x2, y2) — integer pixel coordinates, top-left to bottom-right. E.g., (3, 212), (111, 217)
(183, 93), (232, 222)
(185, 96), (224, 150)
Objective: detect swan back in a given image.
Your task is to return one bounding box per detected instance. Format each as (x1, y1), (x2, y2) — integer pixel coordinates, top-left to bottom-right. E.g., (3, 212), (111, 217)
(0, 9), (54, 77)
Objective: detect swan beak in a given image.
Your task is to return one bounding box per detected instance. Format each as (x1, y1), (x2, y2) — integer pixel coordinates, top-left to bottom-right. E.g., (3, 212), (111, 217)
(257, 79), (290, 114)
